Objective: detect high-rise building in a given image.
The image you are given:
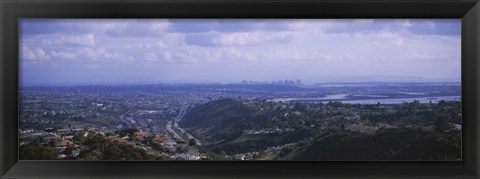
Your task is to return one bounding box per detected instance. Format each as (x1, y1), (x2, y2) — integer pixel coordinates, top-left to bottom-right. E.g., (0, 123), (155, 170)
(296, 79), (303, 86)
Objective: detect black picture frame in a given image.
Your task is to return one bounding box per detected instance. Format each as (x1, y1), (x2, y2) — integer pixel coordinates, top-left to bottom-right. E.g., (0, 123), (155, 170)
(1, 0), (479, 178)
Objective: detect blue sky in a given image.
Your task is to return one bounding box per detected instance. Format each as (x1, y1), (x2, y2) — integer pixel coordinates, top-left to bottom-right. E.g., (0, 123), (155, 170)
(20, 19), (461, 85)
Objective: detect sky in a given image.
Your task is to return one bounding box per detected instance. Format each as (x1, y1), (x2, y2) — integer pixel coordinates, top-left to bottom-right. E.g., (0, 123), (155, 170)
(20, 19), (461, 85)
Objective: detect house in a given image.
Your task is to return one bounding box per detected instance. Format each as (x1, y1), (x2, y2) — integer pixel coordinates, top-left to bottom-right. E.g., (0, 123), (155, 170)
(175, 153), (200, 160)
(109, 136), (128, 144)
(63, 135), (74, 141)
(233, 154), (246, 160)
(72, 128), (83, 132)
(187, 148), (198, 155)
(57, 129), (71, 135)
(134, 131), (149, 139)
(154, 135), (170, 143)
(162, 139), (177, 146)
(121, 136), (130, 140)
(57, 141), (74, 148)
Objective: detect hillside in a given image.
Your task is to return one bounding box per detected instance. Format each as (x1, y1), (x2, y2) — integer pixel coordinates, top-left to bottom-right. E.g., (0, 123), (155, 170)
(293, 128), (461, 160)
(180, 98), (269, 144)
(180, 98), (320, 153)
(179, 98), (461, 160)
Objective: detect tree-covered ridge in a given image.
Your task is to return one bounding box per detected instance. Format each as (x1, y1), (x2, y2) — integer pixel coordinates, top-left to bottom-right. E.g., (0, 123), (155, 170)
(294, 128), (461, 160)
(180, 98), (461, 160)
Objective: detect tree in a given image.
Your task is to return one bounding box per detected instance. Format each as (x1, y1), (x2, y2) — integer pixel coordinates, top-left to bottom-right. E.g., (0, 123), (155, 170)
(118, 128), (139, 138)
(144, 136), (154, 145)
(189, 139), (197, 146)
(435, 117), (450, 132)
(48, 139), (56, 147)
(20, 143), (57, 160)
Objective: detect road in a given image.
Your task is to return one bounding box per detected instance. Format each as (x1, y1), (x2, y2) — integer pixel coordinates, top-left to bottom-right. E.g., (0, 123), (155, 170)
(166, 107), (202, 145)
(165, 120), (182, 140)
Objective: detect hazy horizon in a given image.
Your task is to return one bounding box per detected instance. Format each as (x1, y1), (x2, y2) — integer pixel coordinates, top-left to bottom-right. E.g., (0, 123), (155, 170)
(20, 19), (461, 85)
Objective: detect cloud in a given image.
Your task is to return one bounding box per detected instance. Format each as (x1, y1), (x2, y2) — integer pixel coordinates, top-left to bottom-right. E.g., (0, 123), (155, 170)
(214, 19), (291, 32)
(162, 52), (173, 63)
(166, 19), (217, 33)
(319, 19), (460, 37)
(19, 19), (461, 84)
(391, 38), (404, 46)
(105, 20), (170, 37)
(405, 51), (458, 63)
(167, 19), (296, 33)
(21, 44), (48, 61)
(185, 32), (296, 47)
(65, 34), (95, 46)
(170, 52), (198, 64)
(323, 19), (397, 34)
(121, 56), (136, 64)
(402, 19), (412, 27)
(44, 34), (96, 46)
(408, 20), (460, 36)
(143, 53), (159, 63)
(50, 51), (76, 60)
(79, 47), (119, 60)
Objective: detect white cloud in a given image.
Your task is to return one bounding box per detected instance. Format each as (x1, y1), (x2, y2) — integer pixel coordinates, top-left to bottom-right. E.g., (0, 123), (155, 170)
(186, 32), (297, 47)
(162, 52), (173, 62)
(19, 19), (461, 83)
(143, 53), (159, 63)
(406, 52), (433, 59)
(80, 47), (118, 60)
(391, 37), (404, 46)
(121, 56), (136, 64)
(172, 52), (198, 64)
(43, 34), (96, 46)
(105, 20), (170, 37)
(21, 44), (48, 61)
(286, 20), (307, 30)
(50, 51), (76, 60)
(402, 19), (412, 27)
(40, 34), (96, 47)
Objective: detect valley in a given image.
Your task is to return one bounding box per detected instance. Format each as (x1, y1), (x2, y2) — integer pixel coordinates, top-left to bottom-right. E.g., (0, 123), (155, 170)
(19, 81), (462, 160)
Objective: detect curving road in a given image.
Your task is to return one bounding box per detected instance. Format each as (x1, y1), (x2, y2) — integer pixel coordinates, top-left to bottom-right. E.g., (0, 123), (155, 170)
(165, 120), (182, 140)
(165, 107), (202, 145)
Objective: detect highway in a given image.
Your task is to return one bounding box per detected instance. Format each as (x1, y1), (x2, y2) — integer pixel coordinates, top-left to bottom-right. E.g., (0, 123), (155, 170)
(165, 107), (202, 145)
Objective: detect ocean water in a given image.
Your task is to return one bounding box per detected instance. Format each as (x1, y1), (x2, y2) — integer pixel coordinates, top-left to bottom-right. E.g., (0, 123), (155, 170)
(273, 95), (461, 104)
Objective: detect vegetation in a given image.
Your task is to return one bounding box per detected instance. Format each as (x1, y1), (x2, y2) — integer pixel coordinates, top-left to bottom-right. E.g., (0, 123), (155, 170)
(117, 128), (139, 138)
(181, 98), (462, 160)
(20, 142), (57, 160)
(294, 128), (461, 160)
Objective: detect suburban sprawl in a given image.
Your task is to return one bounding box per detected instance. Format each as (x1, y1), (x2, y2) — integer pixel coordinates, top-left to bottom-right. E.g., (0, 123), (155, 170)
(19, 81), (461, 160)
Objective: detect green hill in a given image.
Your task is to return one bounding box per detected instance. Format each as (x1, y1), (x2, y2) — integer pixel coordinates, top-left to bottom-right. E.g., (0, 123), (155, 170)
(180, 98), (264, 144)
(293, 128), (461, 160)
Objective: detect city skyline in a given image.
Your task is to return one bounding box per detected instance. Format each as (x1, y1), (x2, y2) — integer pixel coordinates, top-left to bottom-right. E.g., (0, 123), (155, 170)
(20, 19), (461, 85)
